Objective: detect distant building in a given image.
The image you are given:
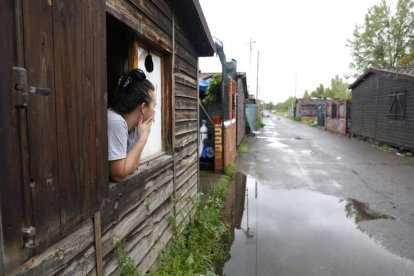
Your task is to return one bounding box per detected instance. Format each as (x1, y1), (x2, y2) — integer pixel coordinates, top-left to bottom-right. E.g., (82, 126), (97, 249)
(295, 98), (327, 122)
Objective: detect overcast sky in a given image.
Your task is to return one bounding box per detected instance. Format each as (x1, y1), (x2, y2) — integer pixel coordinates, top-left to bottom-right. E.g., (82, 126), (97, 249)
(199, 0), (382, 103)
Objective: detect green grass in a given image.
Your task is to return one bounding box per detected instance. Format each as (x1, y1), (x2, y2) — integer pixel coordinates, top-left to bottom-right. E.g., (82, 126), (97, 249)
(306, 120), (318, 127)
(255, 115), (264, 130)
(225, 163), (237, 178)
(237, 142), (248, 153)
(115, 164), (238, 276)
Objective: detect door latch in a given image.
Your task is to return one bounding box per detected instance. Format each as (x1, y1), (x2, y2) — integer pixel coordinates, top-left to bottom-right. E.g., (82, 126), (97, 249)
(22, 226), (37, 249)
(13, 67), (51, 107)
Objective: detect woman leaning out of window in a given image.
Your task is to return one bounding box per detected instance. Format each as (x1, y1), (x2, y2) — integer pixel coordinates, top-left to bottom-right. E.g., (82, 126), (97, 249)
(107, 69), (156, 182)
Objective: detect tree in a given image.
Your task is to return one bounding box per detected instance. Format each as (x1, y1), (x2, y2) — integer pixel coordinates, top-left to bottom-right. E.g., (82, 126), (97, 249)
(275, 97), (294, 112)
(330, 75), (348, 99)
(348, 0), (414, 74)
(266, 101), (275, 111)
(310, 84), (325, 98)
(301, 75), (348, 100)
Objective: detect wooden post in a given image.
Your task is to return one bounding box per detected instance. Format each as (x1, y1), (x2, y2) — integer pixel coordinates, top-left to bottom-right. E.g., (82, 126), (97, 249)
(94, 212), (103, 276)
(0, 206), (4, 275)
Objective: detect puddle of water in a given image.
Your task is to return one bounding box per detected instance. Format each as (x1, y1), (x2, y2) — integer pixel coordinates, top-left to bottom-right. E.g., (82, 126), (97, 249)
(300, 149), (313, 156)
(344, 198), (395, 224)
(222, 173), (414, 276)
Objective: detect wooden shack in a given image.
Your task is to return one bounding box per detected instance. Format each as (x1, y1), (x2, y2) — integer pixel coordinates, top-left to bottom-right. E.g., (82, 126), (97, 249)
(295, 98), (326, 122)
(324, 100), (351, 134)
(349, 67), (414, 150)
(0, 0), (214, 274)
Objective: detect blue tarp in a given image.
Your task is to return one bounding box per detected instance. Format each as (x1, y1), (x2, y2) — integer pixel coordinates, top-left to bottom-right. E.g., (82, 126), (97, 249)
(198, 77), (212, 92)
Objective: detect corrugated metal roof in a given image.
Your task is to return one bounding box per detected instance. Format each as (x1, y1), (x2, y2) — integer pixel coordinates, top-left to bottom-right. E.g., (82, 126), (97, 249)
(349, 67), (414, 89)
(384, 67), (414, 76)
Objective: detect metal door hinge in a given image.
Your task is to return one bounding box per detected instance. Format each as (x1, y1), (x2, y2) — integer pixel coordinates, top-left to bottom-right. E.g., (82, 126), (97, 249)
(13, 67), (51, 107)
(22, 226), (37, 248)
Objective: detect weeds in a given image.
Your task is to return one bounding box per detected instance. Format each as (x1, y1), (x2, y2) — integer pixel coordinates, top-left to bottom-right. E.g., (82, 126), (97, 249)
(237, 139), (248, 153)
(152, 164), (236, 276)
(114, 240), (141, 276)
(306, 120), (318, 127)
(292, 116), (302, 122)
(255, 115), (264, 129)
(377, 143), (398, 153)
(225, 163), (237, 178)
(114, 164), (237, 276)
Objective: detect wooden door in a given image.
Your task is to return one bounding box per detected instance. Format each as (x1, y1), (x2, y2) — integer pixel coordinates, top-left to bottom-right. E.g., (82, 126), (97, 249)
(22, 0), (61, 254)
(0, 0), (107, 272)
(0, 1), (32, 270)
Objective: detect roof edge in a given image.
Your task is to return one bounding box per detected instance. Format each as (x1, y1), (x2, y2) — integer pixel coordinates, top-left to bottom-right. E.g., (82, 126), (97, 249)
(349, 67), (414, 89)
(192, 0), (215, 56)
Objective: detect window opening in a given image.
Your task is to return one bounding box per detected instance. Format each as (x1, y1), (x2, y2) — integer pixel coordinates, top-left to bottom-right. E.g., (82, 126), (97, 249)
(331, 103), (337, 119)
(106, 14), (167, 169)
(339, 104), (345, 118)
(388, 92), (406, 120)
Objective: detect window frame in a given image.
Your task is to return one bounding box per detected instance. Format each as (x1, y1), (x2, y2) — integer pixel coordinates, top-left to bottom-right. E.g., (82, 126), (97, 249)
(339, 103), (345, 119)
(387, 91), (407, 120)
(129, 41), (165, 160)
(106, 16), (173, 185)
(331, 103), (338, 119)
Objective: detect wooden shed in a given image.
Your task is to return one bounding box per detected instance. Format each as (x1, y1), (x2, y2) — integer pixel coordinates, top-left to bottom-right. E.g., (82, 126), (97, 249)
(295, 98), (326, 122)
(0, 0), (214, 274)
(324, 100), (351, 134)
(349, 67), (414, 150)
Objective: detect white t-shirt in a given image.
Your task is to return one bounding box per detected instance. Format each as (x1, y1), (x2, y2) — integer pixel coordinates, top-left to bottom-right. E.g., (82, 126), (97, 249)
(107, 109), (138, 161)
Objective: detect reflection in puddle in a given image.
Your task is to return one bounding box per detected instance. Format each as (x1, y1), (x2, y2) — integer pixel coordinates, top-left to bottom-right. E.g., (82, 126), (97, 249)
(223, 173), (414, 276)
(345, 198), (395, 224)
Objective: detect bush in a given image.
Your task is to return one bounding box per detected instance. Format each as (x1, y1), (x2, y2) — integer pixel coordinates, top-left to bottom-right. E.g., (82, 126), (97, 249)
(201, 74), (222, 105)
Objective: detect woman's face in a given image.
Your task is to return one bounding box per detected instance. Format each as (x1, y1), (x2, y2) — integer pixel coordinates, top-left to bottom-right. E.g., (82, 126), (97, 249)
(142, 90), (157, 121)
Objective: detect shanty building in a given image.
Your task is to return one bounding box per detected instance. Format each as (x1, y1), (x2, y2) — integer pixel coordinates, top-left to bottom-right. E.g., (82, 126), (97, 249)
(0, 0), (214, 274)
(349, 67), (414, 150)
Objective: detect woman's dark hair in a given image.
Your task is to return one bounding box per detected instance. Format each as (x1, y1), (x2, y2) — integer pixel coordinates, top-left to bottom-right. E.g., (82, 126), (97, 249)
(111, 69), (155, 114)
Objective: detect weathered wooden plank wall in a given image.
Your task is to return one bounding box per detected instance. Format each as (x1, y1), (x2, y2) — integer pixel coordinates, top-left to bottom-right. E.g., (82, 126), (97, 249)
(351, 73), (378, 138)
(174, 15), (200, 230)
(375, 74), (414, 149)
(351, 72), (414, 149)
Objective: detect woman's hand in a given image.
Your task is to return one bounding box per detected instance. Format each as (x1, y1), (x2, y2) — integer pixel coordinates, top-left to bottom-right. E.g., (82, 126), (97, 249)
(137, 113), (155, 141)
(109, 112), (156, 182)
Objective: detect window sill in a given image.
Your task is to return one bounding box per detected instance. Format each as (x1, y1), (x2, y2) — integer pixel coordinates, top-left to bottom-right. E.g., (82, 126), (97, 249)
(109, 153), (173, 193)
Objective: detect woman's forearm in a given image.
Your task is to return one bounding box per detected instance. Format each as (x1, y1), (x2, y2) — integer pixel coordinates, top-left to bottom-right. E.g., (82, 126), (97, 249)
(122, 136), (148, 176)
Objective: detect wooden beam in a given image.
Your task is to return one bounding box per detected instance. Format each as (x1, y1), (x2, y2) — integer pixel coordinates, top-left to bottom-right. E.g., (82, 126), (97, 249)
(94, 212), (103, 276)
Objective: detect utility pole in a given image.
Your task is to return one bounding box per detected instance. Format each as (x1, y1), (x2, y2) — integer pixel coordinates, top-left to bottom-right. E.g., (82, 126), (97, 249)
(248, 38), (256, 71)
(291, 72), (297, 116)
(256, 50), (260, 101)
